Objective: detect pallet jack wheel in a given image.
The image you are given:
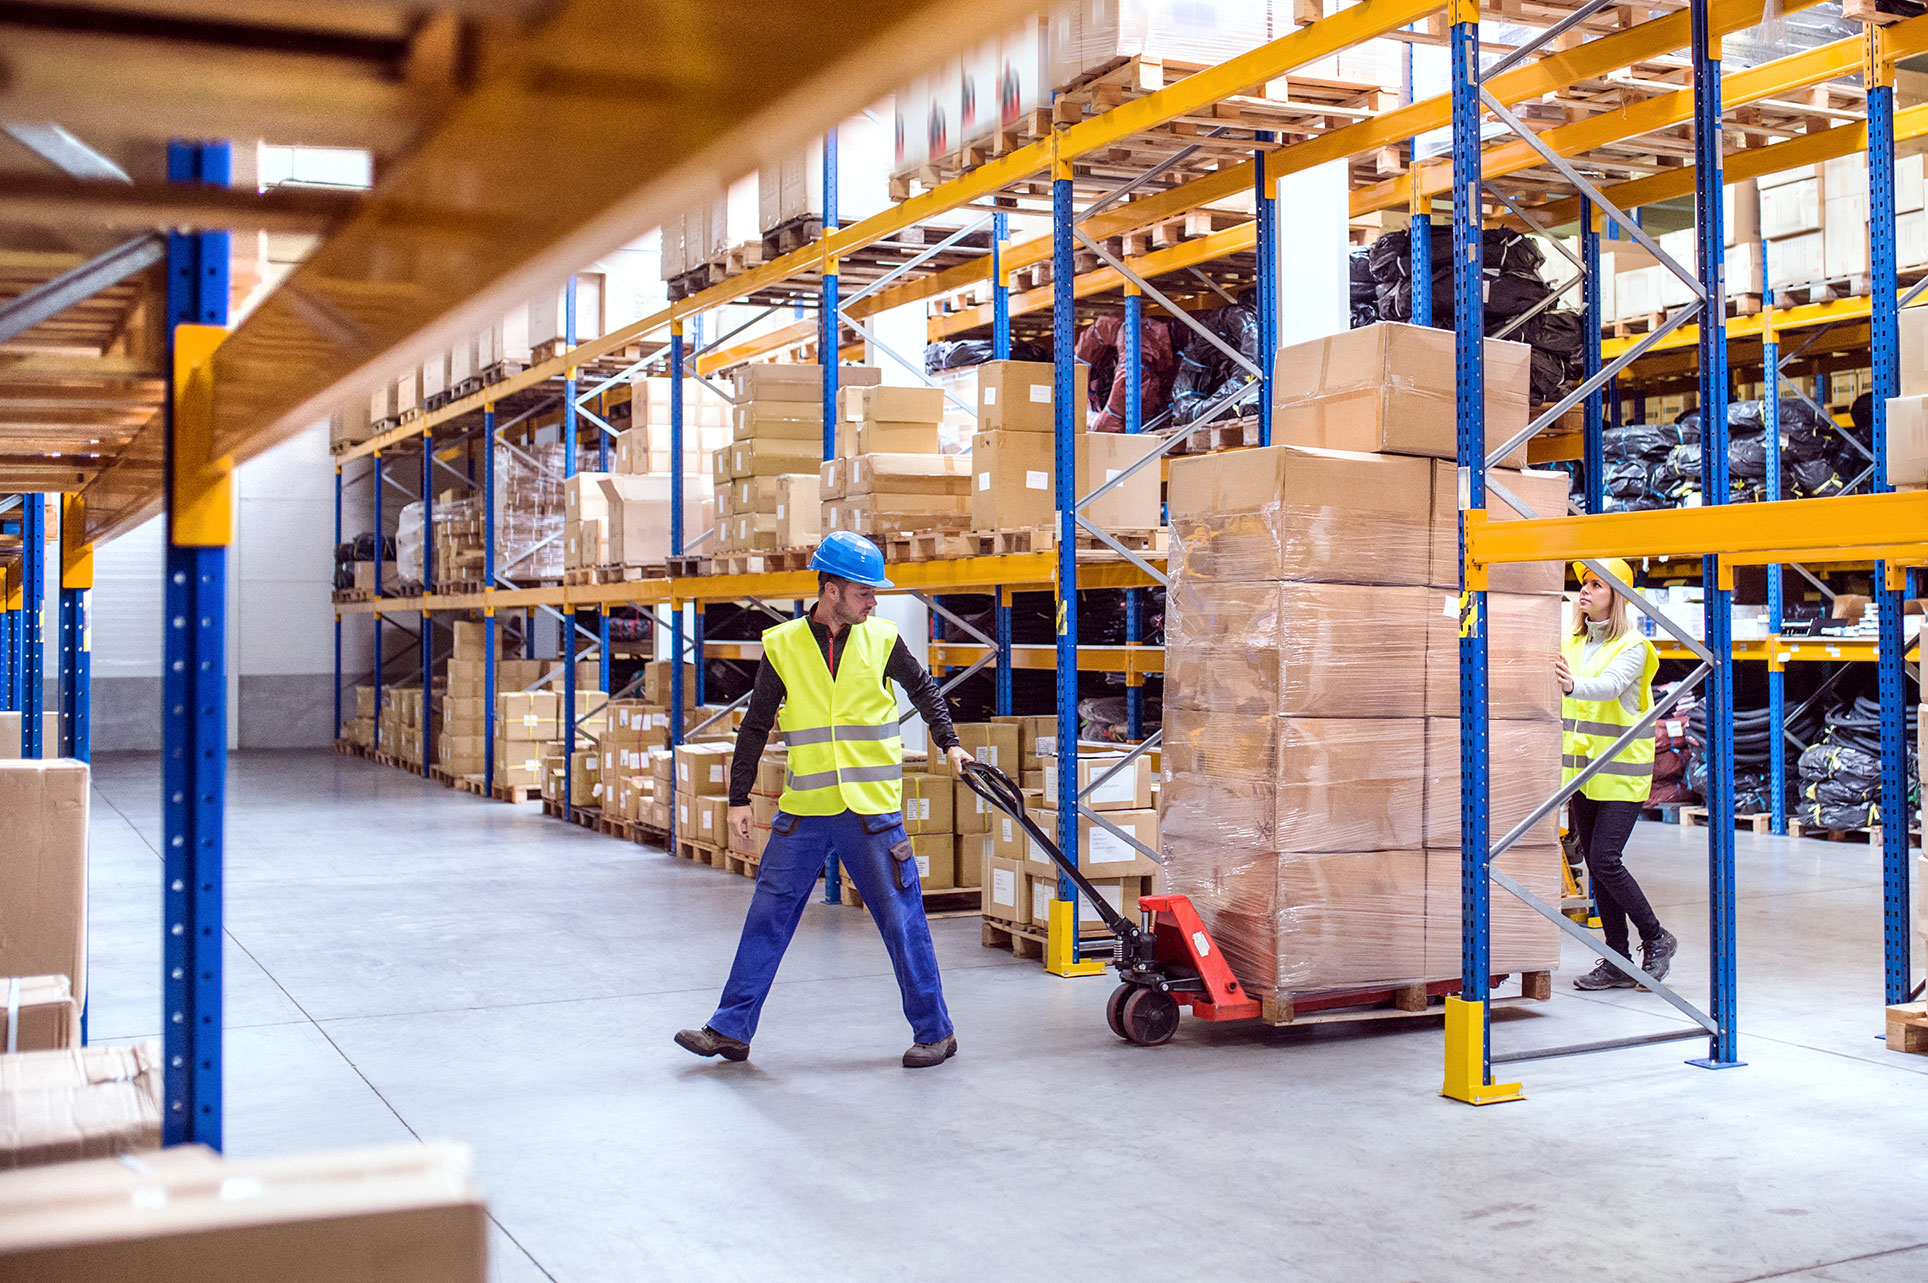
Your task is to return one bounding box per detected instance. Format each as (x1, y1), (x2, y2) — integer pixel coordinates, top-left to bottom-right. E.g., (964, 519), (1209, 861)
(1120, 988), (1180, 1047)
(1105, 985), (1133, 1040)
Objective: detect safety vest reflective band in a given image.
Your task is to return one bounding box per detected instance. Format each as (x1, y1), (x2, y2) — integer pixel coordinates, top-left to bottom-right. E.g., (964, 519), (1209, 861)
(763, 615), (904, 815)
(1560, 626), (1661, 803)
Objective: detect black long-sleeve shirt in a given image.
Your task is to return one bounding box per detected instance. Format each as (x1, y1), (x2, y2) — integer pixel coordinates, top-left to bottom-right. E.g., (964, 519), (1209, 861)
(728, 612), (960, 806)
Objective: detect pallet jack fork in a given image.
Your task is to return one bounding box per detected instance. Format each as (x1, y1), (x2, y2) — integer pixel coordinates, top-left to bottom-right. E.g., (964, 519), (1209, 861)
(961, 761), (1261, 1044)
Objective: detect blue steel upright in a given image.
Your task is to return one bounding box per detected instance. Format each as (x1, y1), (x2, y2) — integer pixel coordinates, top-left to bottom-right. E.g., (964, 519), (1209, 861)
(1052, 167), (1079, 908)
(563, 279), (579, 813)
(669, 324), (686, 852)
(1253, 134), (1277, 446)
(1123, 287), (1144, 741)
(1450, 9), (1493, 1082)
(372, 449), (385, 757)
(1410, 206), (1432, 326)
(1581, 199), (1605, 514)
(1761, 243), (1786, 835)
(57, 572), (87, 760)
(19, 495), (45, 758)
(992, 209), (1012, 360)
(483, 405), (498, 795)
(333, 465), (342, 742)
(161, 138), (231, 1149)
(1690, 0), (1740, 1067)
(820, 132), (844, 903)
(420, 430), (434, 778)
(1867, 62), (1912, 1006)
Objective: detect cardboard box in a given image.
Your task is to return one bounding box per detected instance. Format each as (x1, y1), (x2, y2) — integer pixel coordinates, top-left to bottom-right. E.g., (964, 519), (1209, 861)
(1029, 807), (1160, 878)
(1030, 876), (1140, 936)
(954, 778), (992, 834)
(496, 691), (559, 741)
(975, 359), (1088, 432)
(969, 431), (1163, 531)
(842, 421), (944, 455)
(954, 833), (990, 888)
(675, 742), (735, 796)
(948, 722), (1021, 774)
(0, 713), (59, 759)
(1270, 324), (1531, 469)
(1424, 846), (1562, 976)
(0, 1140), (487, 1281)
(1166, 446), (1433, 586)
(839, 384), (945, 423)
(1886, 395), (1928, 489)
(1164, 581), (1431, 718)
(1429, 461), (1570, 593)
(846, 453), (970, 497)
(980, 855), (1027, 923)
(823, 493), (972, 538)
(1422, 718), (1563, 849)
(990, 807), (1030, 864)
(1760, 176), (1821, 238)
(1425, 591), (1564, 721)
(643, 661), (698, 705)
(693, 795), (730, 845)
(351, 561), (394, 593)
(732, 363), (880, 402)
(2, 975), (77, 1052)
(990, 714), (1059, 764)
(0, 761), (88, 1009)
(0, 1041), (161, 1169)
(1041, 752), (1153, 812)
(775, 473), (821, 545)
(909, 833), (954, 889)
(597, 474), (713, 566)
(902, 773), (955, 835)
(731, 439), (829, 479)
(819, 457), (847, 500)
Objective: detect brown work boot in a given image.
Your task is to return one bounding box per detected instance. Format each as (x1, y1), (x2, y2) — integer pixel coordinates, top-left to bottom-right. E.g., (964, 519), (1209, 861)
(675, 1026), (750, 1062)
(902, 1034), (957, 1068)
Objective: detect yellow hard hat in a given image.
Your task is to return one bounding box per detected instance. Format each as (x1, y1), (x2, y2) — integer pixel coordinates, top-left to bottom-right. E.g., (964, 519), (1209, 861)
(1573, 557), (1633, 587)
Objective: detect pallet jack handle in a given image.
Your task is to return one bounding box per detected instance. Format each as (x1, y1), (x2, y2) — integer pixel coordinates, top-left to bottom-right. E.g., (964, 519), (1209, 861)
(960, 760), (1146, 944)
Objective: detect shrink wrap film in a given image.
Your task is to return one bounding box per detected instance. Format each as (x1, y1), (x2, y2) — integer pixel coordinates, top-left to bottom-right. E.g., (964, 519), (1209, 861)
(1423, 846), (1564, 977)
(1163, 580), (1429, 718)
(1421, 717), (1563, 849)
(1423, 590), (1564, 721)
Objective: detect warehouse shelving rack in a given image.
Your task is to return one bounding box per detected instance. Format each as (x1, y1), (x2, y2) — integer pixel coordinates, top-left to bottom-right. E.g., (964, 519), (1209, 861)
(4, 0), (1926, 1143)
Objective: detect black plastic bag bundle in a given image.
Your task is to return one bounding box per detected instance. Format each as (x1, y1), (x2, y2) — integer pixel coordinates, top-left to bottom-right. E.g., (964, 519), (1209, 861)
(1170, 303), (1261, 426)
(1521, 309), (1584, 356)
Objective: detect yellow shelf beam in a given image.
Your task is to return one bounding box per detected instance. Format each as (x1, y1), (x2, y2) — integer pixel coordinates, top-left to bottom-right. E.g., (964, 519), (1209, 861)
(930, 641), (1165, 677)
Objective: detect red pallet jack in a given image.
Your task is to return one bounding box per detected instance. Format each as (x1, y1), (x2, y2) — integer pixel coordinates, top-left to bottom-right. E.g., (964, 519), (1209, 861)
(962, 760), (1264, 1045)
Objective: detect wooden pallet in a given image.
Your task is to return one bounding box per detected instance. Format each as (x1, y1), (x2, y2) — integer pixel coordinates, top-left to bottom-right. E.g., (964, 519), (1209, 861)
(492, 783), (541, 803)
(561, 562), (667, 586)
(762, 216), (823, 257)
(839, 880), (982, 917)
(1887, 1001), (1928, 1054)
(331, 588), (377, 603)
(1169, 415), (1263, 456)
(980, 918), (1048, 960)
(634, 822), (670, 849)
(397, 407), (423, 425)
(720, 848), (761, 879)
(1845, 0), (1924, 26)
(453, 773), (489, 796)
(332, 738), (373, 759)
(1786, 819), (1923, 847)
(1259, 972), (1552, 1027)
(675, 839), (728, 868)
(709, 548), (812, 576)
(1682, 807), (1774, 834)
(480, 359), (526, 385)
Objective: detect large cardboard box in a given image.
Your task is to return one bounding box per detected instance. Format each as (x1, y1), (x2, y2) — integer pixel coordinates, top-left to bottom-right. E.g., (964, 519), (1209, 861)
(990, 714), (1060, 764)
(0, 713), (59, 759)
(1424, 846), (1563, 976)
(0, 761), (88, 1009)
(1270, 323), (1531, 468)
(840, 421), (943, 455)
(1885, 395), (1928, 488)
(954, 833), (990, 888)
(643, 661), (698, 705)
(990, 807), (1030, 864)
(908, 833), (955, 889)
(974, 360), (1088, 432)
(823, 494), (972, 538)
(980, 855), (1027, 923)
(1164, 581), (1431, 718)
(1031, 875), (1141, 936)
(496, 691), (558, 741)
(2, 975), (78, 1052)
(1040, 752), (1153, 812)
(902, 773), (955, 835)
(947, 722), (1021, 774)
(847, 454), (970, 497)
(0, 1140), (487, 1282)
(1429, 461), (1570, 593)
(775, 473), (821, 546)
(1029, 807), (1160, 878)
(954, 779), (992, 834)
(730, 439), (825, 479)
(1166, 446), (1433, 586)
(1424, 591), (1564, 721)
(840, 384), (945, 423)
(1422, 717), (1563, 849)
(675, 742), (735, 796)
(0, 1041), (161, 1169)
(969, 431), (1164, 531)
(596, 475), (713, 566)
(731, 363), (880, 402)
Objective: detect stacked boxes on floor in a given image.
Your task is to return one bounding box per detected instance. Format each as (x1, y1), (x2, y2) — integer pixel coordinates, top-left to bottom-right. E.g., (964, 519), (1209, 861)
(378, 687), (430, 767)
(824, 384), (970, 539)
(341, 687), (376, 749)
(438, 622), (491, 777)
(739, 750), (787, 863)
(719, 364), (879, 554)
(964, 360), (1163, 533)
(604, 700), (670, 825)
(1154, 322), (1564, 1001)
(674, 741), (735, 849)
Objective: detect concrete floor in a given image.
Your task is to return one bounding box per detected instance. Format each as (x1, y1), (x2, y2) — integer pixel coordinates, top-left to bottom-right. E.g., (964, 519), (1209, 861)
(83, 749), (1928, 1283)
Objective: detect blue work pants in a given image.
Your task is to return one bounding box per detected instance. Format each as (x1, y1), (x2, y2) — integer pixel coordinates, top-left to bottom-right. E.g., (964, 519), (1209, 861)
(709, 808), (952, 1045)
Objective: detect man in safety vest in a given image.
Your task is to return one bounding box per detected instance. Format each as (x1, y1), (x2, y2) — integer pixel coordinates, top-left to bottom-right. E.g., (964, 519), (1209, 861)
(676, 531), (973, 1068)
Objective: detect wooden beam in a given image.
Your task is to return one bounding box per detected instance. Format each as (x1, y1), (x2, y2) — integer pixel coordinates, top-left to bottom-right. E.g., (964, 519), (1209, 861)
(0, 175), (367, 235)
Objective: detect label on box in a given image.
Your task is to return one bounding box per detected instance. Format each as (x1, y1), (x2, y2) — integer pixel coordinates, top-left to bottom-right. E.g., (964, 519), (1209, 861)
(915, 855), (932, 879)
(711, 764), (725, 783)
(700, 811), (713, 830)
(1028, 384), (1050, 403)
(1440, 594), (1457, 618)
(1001, 816), (1014, 843)
(983, 386), (996, 405)
(978, 472), (990, 491)
(1035, 734), (1056, 759)
(1025, 471), (1047, 490)
(980, 745), (999, 767)
(1106, 468), (1124, 482)
(1088, 764), (1136, 807)
(1088, 823), (1141, 865)
(991, 867), (1015, 905)
(776, 503), (786, 518)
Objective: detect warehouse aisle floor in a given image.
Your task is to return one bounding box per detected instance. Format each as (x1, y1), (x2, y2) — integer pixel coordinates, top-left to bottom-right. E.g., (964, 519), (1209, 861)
(84, 750), (1928, 1283)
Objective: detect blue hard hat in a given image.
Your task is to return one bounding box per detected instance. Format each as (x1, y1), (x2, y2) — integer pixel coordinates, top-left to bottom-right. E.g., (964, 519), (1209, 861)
(810, 530), (894, 588)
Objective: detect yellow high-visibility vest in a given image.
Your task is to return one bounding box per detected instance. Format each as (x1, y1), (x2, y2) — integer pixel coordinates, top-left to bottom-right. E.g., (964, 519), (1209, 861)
(1561, 627), (1661, 803)
(763, 616), (903, 815)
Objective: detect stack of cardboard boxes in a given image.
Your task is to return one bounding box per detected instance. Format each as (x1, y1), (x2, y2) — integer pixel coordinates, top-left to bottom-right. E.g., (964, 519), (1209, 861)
(964, 360), (1162, 534)
(378, 687), (430, 767)
(562, 473), (713, 573)
(613, 376), (732, 475)
(823, 384), (969, 539)
(1155, 321), (1564, 1000)
(717, 364), (880, 554)
(673, 741), (736, 850)
(438, 622), (491, 777)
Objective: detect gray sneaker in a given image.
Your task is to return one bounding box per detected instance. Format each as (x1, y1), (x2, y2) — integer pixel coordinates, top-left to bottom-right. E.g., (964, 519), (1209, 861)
(1641, 929), (1679, 987)
(903, 1034), (958, 1068)
(1574, 959), (1639, 990)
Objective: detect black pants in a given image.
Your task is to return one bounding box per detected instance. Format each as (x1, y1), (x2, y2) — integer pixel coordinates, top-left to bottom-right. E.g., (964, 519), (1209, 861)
(1569, 794), (1663, 957)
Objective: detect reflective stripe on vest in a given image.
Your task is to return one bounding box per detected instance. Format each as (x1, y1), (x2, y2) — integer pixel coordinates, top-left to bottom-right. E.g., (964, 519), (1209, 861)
(764, 615), (904, 816)
(1560, 626), (1661, 804)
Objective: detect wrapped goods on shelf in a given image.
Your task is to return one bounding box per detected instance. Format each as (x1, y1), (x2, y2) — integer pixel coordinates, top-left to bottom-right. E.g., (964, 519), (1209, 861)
(1761, 175), (1823, 238)
(659, 210), (687, 280)
(0, 1041), (162, 1169)
(1423, 846), (1562, 976)
(369, 380), (397, 426)
(1723, 177), (1760, 248)
(529, 273), (604, 347)
(421, 352), (447, 404)
(394, 368), (423, 417)
(1271, 322), (1531, 468)
(1167, 445), (1432, 586)
(759, 114), (892, 233)
(1767, 231), (1825, 288)
(396, 500), (426, 586)
(1420, 717), (1562, 849)
(1823, 187), (1870, 279)
(498, 441), (565, 580)
(329, 404), (372, 448)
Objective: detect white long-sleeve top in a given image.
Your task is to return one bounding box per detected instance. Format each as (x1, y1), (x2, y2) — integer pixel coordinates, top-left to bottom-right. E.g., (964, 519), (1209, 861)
(1568, 619), (1648, 716)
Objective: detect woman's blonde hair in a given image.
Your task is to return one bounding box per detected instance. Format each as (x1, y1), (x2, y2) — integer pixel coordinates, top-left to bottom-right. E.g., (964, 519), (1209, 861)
(1571, 576), (1630, 642)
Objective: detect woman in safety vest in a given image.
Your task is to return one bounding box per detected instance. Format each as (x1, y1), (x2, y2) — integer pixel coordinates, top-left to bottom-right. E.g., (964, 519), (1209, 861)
(1557, 558), (1680, 991)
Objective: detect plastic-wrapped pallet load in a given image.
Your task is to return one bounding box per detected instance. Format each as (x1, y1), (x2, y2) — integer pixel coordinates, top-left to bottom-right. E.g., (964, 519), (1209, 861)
(498, 441), (565, 580)
(1160, 377), (1562, 1000)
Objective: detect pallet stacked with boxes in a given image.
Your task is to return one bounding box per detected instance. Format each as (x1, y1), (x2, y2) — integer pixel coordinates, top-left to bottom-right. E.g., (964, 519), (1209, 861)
(826, 384), (970, 544)
(378, 687), (429, 768)
(614, 376), (731, 475)
(438, 622), (492, 779)
(715, 364), (879, 562)
(563, 471), (712, 579)
(1153, 321), (1564, 1011)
